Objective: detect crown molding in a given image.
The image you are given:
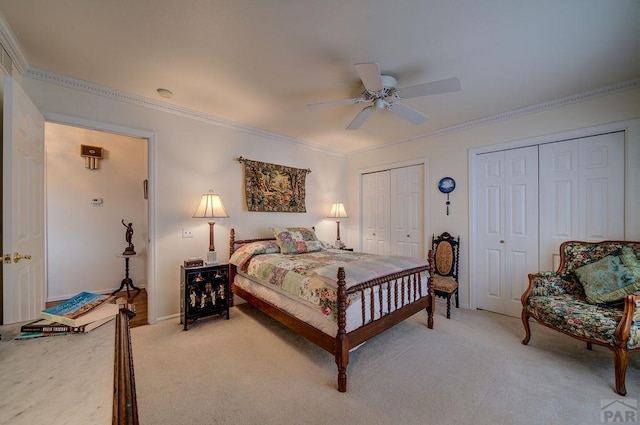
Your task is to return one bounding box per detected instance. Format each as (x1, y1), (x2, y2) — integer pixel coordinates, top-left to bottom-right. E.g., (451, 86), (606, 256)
(24, 67), (637, 158)
(0, 12), (28, 74)
(24, 67), (344, 157)
(363, 78), (639, 155)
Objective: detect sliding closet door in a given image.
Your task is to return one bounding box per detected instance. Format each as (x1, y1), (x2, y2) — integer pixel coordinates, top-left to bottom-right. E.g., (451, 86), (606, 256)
(475, 146), (539, 317)
(362, 170), (391, 255)
(539, 132), (625, 271)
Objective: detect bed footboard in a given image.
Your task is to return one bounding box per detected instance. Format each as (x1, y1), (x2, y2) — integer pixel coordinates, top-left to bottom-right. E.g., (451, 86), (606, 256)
(228, 228), (434, 392)
(335, 250), (434, 392)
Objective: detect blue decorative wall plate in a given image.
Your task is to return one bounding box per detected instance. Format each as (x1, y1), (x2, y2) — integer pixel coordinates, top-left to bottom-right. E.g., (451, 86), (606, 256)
(438, 177), (456, 194)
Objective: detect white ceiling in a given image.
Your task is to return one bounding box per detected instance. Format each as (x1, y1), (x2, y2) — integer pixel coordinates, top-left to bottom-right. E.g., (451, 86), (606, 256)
(0, 1), (638, 154)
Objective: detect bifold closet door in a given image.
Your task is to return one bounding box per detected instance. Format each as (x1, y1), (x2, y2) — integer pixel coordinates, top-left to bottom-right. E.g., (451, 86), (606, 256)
(361, 165), (424, 257)
(475, 146), (539, 317)
(362, 170), (391, 255)
(390, 166), (423, 258)
(539, 132), (625, 271)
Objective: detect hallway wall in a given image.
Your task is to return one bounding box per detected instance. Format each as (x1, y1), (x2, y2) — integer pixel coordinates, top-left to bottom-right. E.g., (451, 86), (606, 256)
(45, 123), (148, 300)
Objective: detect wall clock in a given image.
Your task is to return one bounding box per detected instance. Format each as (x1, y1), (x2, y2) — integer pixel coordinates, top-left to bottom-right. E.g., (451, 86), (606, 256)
(438, 177), (456, 215)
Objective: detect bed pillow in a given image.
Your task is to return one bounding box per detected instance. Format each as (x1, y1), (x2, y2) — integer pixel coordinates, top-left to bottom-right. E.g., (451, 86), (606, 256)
(271, 227), (327, 254)
(229, 240), (280, 271)
(575, 251), (639, 304)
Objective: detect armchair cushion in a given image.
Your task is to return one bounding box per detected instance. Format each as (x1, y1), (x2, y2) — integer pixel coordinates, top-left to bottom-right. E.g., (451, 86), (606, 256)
(575, 251), (639, 304)
(531, 272), (580, 297)
(526, 294), (624, 345)
(432, 275), (458, 293)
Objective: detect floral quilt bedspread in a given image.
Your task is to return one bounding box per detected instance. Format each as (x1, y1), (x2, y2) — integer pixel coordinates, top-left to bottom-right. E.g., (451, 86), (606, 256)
(240, 249), (429, 320)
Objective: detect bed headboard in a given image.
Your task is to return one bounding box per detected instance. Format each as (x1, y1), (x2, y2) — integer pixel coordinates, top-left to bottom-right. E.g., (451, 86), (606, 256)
(228, 228), (276, 256)
(229, 227), (318, 255)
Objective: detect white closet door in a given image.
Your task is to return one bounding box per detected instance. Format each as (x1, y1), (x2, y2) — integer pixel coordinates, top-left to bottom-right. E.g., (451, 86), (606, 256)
(390, 165), (423, 258)
(362, 170), (391, 255)
(504, 147), (539, 317)
(539, 132), (625, 271)
(475, 146), (538, 316)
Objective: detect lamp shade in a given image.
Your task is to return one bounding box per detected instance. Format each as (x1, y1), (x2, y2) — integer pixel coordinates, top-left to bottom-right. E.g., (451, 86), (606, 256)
(327, 202), (348, 219)
(192, 191), (229, 218)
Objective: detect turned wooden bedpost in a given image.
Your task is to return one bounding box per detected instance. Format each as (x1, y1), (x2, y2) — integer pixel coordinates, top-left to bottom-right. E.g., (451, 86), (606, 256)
(229, 228), (236, 254)
(426, 249), (435, 329)
(228, 229), (236, 307)
(335, 266), (349, 392)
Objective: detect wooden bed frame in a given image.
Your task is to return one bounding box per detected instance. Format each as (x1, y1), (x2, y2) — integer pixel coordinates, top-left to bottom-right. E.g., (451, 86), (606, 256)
(228, 228), (435, 392)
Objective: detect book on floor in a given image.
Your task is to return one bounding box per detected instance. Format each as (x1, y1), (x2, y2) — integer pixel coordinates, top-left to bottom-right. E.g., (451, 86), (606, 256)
(21, 319), (80, 333)
(40, 292), (120, 327)
(15, 331), (72, 340)
(21, 314), (117, 334)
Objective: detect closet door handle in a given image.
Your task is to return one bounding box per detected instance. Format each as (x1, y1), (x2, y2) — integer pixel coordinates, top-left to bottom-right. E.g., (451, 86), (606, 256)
(500, 240), (505, 244)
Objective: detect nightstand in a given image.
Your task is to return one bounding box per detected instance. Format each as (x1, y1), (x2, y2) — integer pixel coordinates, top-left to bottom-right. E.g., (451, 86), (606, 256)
(180, 263), (229, 330)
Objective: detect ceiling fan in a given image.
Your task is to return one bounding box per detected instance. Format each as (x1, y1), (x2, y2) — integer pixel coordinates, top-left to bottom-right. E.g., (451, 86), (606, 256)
(307, 62), (462, 130)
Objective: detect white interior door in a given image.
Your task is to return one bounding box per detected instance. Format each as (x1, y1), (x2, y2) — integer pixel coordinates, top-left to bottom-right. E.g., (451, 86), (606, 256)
(2, 76), (46, 324)
(539, 132), (625, 271)
(475, 146), (538, 316)
(504, 147), (539, 317)
(362, 170), (391, 255)
(475, 151), (505, 314)
(390, 165), (423, 258)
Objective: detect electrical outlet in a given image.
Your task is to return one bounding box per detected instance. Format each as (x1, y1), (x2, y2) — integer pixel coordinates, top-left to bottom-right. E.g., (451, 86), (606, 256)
(182, 228), (194, 238)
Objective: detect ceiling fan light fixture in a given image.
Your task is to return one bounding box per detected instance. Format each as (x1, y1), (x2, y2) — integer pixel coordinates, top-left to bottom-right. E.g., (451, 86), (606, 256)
(380, 75), (397, 90)
(307, 62), (461, 130)
(374, 98), (386, 110)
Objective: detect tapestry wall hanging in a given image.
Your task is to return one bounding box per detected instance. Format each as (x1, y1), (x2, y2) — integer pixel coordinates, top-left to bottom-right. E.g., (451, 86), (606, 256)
(238, 157), (310, 212)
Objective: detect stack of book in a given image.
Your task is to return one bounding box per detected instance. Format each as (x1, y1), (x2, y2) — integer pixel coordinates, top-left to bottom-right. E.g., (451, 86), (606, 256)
(16, 292), (124, 340)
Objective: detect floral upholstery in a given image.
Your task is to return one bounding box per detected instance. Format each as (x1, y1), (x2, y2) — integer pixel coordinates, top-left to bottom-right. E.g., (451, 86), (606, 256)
(525, 241), (640, 349)
(522, 240), (640, 395)
(525, 294), (630, 346)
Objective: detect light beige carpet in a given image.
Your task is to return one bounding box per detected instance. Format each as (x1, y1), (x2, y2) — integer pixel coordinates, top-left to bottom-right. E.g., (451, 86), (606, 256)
(131, 303), (639, 425)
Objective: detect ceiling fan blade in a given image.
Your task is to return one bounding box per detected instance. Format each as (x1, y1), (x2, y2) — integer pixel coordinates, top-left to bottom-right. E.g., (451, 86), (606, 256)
(396, 77), (462, 99)
(306, 97), (364, 110)
(354, 63), (383, 92)
(388, 102), (428, 125)
(346, 106), (374, 130)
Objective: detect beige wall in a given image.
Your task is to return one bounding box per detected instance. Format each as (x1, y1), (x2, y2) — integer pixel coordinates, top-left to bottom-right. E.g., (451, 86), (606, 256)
(45, 123), (148, 300)
(22, 76), (348, 322)
(346, 87), (640, 310)
(19, 73), (640, 320)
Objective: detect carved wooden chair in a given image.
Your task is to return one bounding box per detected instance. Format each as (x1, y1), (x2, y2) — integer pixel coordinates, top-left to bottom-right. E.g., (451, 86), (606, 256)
(431, 232), (460, 319)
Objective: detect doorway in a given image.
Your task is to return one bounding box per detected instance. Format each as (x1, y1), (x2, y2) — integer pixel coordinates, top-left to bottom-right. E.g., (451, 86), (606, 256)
(2, 76), (156, 325)
(45, 123), (149, 307)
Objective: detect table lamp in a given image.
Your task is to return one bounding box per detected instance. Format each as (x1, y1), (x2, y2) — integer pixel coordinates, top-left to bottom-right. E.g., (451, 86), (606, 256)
(327, 202), (348, 249)
(193, 190), (229, 264)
